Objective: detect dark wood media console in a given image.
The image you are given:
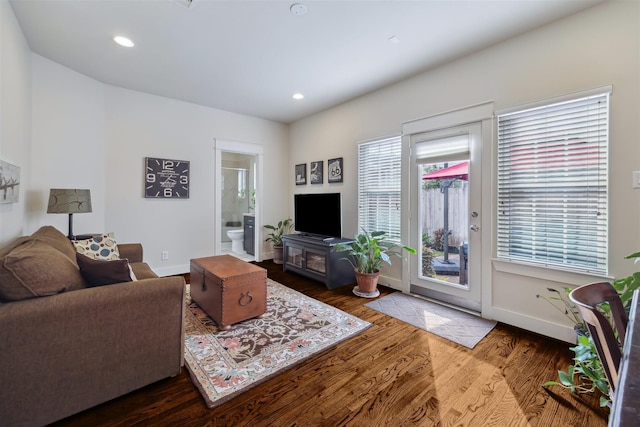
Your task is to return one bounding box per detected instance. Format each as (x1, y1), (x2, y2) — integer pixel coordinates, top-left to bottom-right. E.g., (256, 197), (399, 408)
(282, 234), (355, 289)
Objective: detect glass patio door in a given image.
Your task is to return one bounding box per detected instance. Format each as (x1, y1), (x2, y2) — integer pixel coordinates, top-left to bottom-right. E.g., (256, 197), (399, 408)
(409, 123), (482, 312)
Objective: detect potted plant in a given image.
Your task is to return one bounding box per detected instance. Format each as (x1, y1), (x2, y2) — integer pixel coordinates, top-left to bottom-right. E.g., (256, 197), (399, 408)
(264, 218), (293, 264)
(334, 229), (416, 297)
(539, 251), (640, 408)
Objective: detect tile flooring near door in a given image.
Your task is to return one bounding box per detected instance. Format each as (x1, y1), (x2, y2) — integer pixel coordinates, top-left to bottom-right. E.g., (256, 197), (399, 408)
(221, 242), (254, 262)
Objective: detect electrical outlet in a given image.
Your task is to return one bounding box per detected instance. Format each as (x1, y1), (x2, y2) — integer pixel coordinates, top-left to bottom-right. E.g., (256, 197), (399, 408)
(161, 250), (169, 260)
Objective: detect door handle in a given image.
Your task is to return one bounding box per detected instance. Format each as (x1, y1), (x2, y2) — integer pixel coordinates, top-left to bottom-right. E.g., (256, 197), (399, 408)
(470, 224), (479, 232)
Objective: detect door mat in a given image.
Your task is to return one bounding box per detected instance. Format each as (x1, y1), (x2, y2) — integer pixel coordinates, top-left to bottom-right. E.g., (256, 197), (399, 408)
(365, 292), (496, 349)
(184, 279), (371, 408)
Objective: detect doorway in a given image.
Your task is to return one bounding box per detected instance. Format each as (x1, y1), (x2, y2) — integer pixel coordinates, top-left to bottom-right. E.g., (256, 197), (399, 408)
(409, 124), (481, 312)
(214, 139), (264, 262)
(402, 103), (493, 314)
(220, 153), (255, 261)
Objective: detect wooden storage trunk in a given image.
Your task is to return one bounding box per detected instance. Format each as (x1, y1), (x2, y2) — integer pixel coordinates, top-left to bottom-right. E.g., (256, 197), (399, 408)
(190, 255), (267, 330)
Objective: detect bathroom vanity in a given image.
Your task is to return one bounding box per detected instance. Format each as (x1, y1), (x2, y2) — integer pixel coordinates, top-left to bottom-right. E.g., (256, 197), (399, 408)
(243, 214), (255, 255)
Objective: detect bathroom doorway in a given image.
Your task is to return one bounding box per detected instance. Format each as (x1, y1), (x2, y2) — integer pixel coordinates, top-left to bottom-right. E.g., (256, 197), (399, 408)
(214, 139), (264, 262)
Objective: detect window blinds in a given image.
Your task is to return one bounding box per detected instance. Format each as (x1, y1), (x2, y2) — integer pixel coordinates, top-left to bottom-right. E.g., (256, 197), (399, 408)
(414, 133), (469, 162)
(358, 136), (402, 241)
(497, 92), (609, 274)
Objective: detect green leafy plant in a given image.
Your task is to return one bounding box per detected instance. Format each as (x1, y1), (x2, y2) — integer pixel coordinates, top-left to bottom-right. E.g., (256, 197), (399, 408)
(334, 229), (416, 274)
(264, 218), (293, 247)
(544, 333), (610, 408)
(422, 231), (432, 248)
(239, 189), (256, 211)
(536, 287), (587, 335)
(541, 251), (640, 407)
(612, 251), (640, 314)
(537, 286), (608, 406)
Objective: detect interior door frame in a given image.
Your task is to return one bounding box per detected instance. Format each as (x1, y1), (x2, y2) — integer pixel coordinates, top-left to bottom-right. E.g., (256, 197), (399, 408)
(214, 138), (264, 261)
(401, 102), (494, 313)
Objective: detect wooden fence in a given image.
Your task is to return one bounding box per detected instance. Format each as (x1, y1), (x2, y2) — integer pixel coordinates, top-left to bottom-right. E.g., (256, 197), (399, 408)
(421, 186), (468, 248)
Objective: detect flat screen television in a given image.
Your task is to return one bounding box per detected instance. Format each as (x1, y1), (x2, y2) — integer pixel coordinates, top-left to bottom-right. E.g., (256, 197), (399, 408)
(294, 193), (342, 238)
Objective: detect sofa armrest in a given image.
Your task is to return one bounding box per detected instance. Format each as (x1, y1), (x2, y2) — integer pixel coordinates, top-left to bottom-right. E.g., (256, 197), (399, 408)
(0, 276), (185, 426)
(118, 243), (143, 263)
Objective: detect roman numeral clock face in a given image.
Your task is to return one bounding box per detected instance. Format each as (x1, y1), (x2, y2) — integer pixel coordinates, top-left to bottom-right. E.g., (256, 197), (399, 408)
(145, 157), (190, 198)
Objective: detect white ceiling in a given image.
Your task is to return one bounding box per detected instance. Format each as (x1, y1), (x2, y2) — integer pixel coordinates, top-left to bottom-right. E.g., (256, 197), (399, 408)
(9, 0), (604, 124)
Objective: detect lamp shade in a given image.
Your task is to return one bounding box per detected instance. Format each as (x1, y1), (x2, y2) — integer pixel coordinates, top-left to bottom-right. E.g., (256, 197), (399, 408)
(47, 189), (92, 214)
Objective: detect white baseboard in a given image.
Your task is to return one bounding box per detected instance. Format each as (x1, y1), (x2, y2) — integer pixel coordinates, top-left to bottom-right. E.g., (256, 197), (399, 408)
(484, 306), (577, 344)
(153, 264), (190, 277)
(378, 274), (402, 291)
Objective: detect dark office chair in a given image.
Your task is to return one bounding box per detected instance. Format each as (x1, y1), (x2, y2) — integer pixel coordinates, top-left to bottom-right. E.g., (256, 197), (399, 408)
(569, 282), (628, 393)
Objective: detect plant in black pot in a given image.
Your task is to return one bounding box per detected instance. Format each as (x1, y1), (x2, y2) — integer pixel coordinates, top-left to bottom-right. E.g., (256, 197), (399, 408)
(334, 229), (416, 298)
(264, 218), (293, 264)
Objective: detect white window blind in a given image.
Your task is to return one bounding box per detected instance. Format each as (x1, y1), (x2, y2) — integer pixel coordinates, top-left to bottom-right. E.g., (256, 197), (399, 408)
(497, 92), (609, 274)
(358, 136), (402, 241)
(414, 134), (469, 162)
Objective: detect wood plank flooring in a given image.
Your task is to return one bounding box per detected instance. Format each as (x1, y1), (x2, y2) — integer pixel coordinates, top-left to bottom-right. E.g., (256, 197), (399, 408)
(53, 260), (609, 426)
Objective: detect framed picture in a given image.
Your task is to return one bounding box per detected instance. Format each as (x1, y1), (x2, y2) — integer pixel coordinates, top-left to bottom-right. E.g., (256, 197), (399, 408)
(145, 157), (190, 198)
(310, 161), (323, 184)
(295, 163), (307, 185)
(327, 157), (343, 183)
(0, 159), (20, 204)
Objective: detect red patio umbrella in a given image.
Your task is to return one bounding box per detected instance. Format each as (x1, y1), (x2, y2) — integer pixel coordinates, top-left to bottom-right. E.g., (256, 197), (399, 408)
(422, 161), (468, 181)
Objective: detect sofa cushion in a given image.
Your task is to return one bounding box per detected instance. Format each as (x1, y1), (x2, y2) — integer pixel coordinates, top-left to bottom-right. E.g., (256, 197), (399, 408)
(30, 225), (79, 267)
(73, 233), (120, 260)
(76, 253), (133, 287)
(0, 236), (31, 259)
(0, 239), (84, 301)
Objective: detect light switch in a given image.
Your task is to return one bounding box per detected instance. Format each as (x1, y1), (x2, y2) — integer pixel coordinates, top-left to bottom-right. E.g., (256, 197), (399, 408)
(633, 171), (640, 189)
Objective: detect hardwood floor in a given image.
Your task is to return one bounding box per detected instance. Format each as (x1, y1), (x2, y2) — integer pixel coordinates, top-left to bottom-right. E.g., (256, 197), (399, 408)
(53, 260), (608, 426)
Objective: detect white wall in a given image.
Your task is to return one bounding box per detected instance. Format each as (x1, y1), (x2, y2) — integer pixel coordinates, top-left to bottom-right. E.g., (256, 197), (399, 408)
(104, 86), (288, 275)
(289, 0), (640, 341)
(0, 0), (31, 245)
(28, 55), (106, 236)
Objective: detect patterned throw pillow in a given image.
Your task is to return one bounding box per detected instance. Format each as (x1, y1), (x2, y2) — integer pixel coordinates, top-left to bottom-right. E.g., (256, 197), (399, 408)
(73, 233), (120, 260)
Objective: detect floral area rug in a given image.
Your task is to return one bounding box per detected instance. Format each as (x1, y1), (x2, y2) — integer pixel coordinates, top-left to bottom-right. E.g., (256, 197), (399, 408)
(183, 279), (371, 408)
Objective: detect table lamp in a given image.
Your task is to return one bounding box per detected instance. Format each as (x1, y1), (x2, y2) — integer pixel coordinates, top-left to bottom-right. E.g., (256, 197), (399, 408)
(47, 188), (92, 239)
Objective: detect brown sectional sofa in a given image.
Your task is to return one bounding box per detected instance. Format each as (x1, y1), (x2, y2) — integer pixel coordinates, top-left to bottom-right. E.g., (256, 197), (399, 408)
(0, 226), (186, 427)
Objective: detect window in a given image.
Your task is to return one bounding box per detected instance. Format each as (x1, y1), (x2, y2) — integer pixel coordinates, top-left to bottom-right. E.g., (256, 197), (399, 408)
(358, 136), (402, 241)
(497, 90), (609, 274)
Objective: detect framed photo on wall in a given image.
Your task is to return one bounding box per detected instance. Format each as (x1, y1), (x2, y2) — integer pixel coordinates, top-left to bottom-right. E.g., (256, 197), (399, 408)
(327, 157), (343, 183)
(295, 163), (307, 185)
(0, 159), (20, 203)
(310, 161), (323, 184)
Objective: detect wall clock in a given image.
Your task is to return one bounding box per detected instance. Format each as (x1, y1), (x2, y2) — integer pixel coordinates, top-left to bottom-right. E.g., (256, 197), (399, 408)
(145, 157), (190, 198)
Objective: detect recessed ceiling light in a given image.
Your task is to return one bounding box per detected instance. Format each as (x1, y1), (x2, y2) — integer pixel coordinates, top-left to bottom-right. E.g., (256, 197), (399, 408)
(113, 36), (134, 47)
(292, 93), (304, 100)
(290, 3), (307, 16)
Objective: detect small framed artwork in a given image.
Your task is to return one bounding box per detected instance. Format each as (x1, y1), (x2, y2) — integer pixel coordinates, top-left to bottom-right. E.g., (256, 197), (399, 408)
(310, 161), (323, 184)
(0, 159), (20, 204)
(295, 163), (307, 185)
(327, 157), (343, 183)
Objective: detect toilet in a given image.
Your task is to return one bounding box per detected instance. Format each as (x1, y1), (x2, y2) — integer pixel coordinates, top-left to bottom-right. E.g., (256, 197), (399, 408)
(226, 229), (244, 253)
